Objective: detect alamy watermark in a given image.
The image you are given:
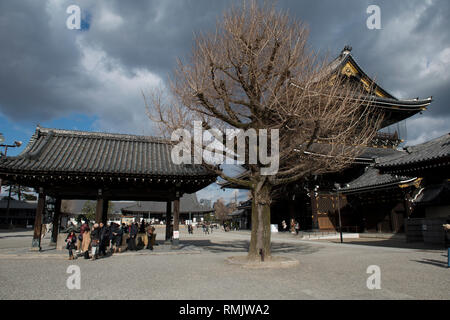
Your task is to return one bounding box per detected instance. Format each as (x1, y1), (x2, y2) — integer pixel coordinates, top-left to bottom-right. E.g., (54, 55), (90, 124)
(171, 121), (279, 175)
(366, 265), (381, 290)
(366, 5), (381, 30)
(66, 5), (81, 30)
(66, 265), (81, 290)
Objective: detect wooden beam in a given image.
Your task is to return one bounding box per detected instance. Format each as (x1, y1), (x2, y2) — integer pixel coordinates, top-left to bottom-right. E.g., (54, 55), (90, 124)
(95, 189), (105, 224)
(173, 198), (180, 246)
(32, 189), (45, 248)
(102, 200), (109, 224)
(165, 201), (172, 241)
(51, 198), (61, 243)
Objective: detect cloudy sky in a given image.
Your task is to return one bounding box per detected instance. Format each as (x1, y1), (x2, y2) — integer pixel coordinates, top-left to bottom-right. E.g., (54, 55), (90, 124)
(1, 0), (449, 202)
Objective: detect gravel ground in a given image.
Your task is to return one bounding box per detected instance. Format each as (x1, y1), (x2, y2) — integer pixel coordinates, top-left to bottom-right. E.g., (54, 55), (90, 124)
(0, 229), (448, 300)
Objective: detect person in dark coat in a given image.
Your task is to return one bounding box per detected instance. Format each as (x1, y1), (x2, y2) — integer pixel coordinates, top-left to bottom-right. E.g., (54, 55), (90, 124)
(90, 224), (101, 260)
(65, 231), (77, 260)
(110, 223), (121, 253)
(139, 221), (146, 234)
(127, 222), (138, 251)
(99, 222), (111, 256)
(146, 225), (154, 250)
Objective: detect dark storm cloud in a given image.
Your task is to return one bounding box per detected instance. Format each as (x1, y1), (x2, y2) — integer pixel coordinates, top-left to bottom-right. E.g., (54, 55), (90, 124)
(0, 0), (449, 143)
(0, 1), (89, 120)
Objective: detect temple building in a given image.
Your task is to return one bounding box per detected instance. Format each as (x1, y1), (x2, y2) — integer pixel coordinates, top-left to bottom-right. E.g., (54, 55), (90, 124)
(0, 127), (216, 247)
(222, 46), (436, 235)
(0, 197), (36, 228)
(121, 193), (213, 223)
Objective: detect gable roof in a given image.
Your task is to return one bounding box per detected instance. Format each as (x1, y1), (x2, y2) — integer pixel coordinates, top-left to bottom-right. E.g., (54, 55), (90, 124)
(314, 46), (433, 128)
(376, 133), (450, 174)
(0, 126), (215, 179)
(340, 167), (416, 194)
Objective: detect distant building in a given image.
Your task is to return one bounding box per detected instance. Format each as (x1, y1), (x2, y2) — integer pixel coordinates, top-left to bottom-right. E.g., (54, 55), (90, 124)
(199, 199), (212, 209)
(121, 193), (213, 224)
(0, 197), (36, 228)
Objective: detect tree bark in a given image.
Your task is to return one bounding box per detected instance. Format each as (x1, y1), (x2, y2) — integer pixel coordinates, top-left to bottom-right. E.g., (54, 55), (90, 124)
(248, 182), (272, 261)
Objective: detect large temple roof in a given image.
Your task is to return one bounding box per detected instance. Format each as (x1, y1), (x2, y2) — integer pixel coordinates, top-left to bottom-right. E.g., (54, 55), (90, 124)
(0, 126), (215, 179)
(323, 46), (432, 128)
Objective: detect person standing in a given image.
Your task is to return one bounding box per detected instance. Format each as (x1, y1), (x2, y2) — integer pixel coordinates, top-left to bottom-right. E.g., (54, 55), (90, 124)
(281, 220), (287, 232)
(90, 224), (101, 260)
(110, 223), (120, 253)
(65, 231), (77, 260)
(444, 222), (450, 268)
(139, 221), (146, 234)
(99, 222), (111, 256)
(81, 227), (91, 259)
(127, 222), (138, 251)
(290, 219), (296, 234)
(77, 221), (89, 253)
(146, 225), (154, 250)
(98, 222), (105, 256)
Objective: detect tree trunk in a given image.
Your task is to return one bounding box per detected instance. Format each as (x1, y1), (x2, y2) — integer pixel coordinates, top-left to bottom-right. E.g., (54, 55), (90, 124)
(248, 182), (272, 261)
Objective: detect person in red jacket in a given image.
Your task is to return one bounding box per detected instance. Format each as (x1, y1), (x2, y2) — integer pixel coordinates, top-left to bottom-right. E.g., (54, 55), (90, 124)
(65, 231), (77, 260)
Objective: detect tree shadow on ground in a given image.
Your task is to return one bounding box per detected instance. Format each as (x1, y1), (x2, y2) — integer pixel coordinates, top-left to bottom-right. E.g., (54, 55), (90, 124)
(411, 259), (449, 269)
(177, 239), (321, 255)
(327, 239), (444, 251)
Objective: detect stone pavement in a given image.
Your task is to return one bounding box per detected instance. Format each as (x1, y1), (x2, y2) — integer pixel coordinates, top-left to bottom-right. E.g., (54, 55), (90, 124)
(0, 228), (449, 300)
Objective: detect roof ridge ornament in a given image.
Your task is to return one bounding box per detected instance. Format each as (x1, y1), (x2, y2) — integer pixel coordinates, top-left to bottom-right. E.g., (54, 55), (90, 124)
(341, 45), (352, 55)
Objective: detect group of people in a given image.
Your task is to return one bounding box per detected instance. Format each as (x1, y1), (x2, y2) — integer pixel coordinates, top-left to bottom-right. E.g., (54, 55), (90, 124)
(65, 220), (157, 260)
(187, 223), (216, 234)
(223, 221), (239, 232)
(281, 219), (300, 235)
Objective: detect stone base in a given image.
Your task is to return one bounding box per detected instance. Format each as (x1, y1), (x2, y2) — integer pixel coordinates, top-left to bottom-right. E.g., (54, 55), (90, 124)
(226, 256), (299, 269)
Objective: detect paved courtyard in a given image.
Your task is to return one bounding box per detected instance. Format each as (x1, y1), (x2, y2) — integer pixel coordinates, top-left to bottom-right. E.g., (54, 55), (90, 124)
(0, 228), (448, 300)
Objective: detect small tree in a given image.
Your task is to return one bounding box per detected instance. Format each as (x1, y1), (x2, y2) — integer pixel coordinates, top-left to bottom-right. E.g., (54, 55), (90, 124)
(147, 1), (381, 261)
(80, 200), (115, 222)
(81, 200), (96, 222)
(213, 198), (231, 223)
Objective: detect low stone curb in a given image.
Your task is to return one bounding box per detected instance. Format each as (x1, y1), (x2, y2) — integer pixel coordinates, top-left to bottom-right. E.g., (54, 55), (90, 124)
(225, 255), (299, 269)
(0, 249), (203, 260)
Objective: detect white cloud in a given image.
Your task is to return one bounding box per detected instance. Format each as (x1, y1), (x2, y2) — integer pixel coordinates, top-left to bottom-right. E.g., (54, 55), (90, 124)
(75, 37), (163, 134)
(419, 47), (450, 82)
(97, 7), (123, 31)
(405, 116), (450, 145)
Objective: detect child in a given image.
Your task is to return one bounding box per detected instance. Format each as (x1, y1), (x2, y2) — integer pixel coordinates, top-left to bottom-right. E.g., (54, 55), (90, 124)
(65, 231), (77, 260)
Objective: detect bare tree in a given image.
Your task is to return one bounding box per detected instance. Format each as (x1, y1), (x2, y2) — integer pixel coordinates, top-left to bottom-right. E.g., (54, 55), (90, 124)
(213, 198), (230, 223)
(146, 1), (382, 261)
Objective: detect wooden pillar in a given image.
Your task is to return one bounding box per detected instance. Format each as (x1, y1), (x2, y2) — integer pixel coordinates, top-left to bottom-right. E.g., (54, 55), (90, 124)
(51, 198), (61, 243)
(165, 201), (172, 241)
(32, 188), (45, 248)
(310, 190), (319, 230)
(95, 199), (108, 224)
(173, 198), (180, 246)
(102, 200), (109, 224)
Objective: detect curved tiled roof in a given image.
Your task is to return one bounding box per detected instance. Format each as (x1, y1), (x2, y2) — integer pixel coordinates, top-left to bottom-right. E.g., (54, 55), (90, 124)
(340, 167), (416, 194)
(0, 126), (215, 179)
(377, 133), (450, 170)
